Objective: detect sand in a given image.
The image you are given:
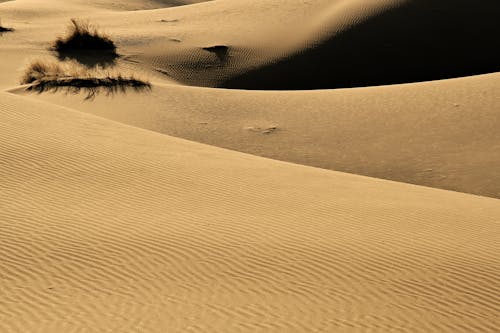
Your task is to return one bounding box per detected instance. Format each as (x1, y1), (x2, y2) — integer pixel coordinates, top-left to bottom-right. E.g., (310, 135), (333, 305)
(24, 72), (500, 198)
(1, 0), (500, 332)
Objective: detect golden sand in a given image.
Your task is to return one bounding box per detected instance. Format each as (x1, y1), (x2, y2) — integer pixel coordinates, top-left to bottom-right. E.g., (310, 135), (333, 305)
(1, 0), (499, 331)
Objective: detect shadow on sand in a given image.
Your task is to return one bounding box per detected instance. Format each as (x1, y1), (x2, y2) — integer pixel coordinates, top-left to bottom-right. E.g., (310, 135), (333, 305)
(26, 76), (151, 100)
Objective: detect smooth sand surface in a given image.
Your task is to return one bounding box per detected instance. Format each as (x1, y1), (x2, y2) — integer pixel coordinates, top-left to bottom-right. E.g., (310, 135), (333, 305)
(1, 0), (500, 332)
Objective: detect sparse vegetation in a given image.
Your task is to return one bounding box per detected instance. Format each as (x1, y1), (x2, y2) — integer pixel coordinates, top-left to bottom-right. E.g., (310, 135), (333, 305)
(54, 18), (116, 52)
(21, 60), (70, 85)
(52, 19), (118, 68)
(21, 60), (151, 99)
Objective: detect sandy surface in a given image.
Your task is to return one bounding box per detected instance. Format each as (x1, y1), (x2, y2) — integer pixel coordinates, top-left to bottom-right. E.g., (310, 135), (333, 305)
(25, 72), (500, 198)
(1, 0), (500, 332)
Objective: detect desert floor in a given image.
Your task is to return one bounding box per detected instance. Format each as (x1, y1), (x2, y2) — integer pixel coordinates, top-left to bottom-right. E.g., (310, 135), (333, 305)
(1, 0), (500, 332)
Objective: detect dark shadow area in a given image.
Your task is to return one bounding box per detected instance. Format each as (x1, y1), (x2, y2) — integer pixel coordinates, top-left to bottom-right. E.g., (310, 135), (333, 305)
(0, 26), (13, 33)
(0, 19), (13, 34)
(221, 0), (500, 90)
(55, 50), (118, 69)
(202, 45), (229, 64)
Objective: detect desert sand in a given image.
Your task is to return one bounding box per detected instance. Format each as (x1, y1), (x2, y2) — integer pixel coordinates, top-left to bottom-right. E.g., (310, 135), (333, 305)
(1, 0), (500, 332)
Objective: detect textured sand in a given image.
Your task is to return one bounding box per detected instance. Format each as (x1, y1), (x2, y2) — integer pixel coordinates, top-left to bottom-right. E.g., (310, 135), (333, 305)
(1, 0), (500, 332)
(26, 72), (500, 198)
(2, 92), (500, 332)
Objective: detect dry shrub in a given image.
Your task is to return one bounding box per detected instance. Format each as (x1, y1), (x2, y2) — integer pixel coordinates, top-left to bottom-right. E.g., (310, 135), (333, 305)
(53, 19), (116, 54)
(21, 60), (150, 99)
(21, 60), (77, 84)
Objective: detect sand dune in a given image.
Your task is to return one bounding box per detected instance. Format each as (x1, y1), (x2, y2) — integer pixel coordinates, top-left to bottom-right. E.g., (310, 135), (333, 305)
(1, 92), (500, 332)
(89, 0), (500, 89)
(5, 0), (500, 197)
(8, 0), (499, 89)
(222, 0), (500, 89)
(25, 71), (500, 198)
(1, 0), (500, 331)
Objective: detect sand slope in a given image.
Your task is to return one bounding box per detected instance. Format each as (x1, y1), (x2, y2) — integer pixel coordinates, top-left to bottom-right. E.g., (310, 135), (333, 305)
(1, 92), (500, 332)
(90, 0), (500, 89)
(26, 70), (500, 198)
(221, 0), (500, 89)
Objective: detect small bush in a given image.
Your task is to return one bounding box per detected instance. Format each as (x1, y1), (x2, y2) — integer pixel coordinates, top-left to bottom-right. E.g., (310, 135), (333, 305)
(53, 19), (117, 54)
(21, 60), (150, 99)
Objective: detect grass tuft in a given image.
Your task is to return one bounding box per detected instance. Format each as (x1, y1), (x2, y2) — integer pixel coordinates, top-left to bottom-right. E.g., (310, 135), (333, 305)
(54, 19), (116, 53)
(21, 60), (72, 84)
(21, 60), (151, 99)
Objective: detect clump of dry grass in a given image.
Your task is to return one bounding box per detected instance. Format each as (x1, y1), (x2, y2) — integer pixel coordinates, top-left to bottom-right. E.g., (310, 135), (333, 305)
(21, 60), (73, 84)
(21, 60), (151, 99)
(53, 19), (117, 55)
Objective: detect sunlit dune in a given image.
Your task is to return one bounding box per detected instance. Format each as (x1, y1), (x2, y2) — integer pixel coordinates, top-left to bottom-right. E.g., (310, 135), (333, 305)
(1, 0), (499, 332)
